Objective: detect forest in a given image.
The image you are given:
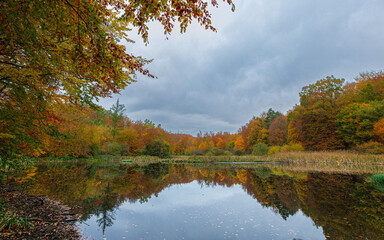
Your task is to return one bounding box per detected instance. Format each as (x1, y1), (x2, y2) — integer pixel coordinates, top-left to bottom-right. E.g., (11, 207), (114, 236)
(2, 71), (384, 161)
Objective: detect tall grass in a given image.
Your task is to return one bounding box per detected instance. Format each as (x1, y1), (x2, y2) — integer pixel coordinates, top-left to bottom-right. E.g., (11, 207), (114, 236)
(34, 151), (384, 173)
(267, 150), (384, 165)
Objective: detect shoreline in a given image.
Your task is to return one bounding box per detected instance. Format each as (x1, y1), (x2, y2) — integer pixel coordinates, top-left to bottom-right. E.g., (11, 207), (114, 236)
(0, 185), (81, 239)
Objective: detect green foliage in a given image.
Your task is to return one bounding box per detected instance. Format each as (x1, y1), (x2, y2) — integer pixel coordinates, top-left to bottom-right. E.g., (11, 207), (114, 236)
(337, 101), (384, 146)
(299, 75), (345, 107)
(143, 119), (156, 129)
(145, 139), (170, 158)
(268, 146), (281, 155)
(108, 99), (126, 142)
(223, 151), (233, 156)
(254, 166), (273, 179)
(358, 84), (382, 103)
(297, 79), (344, 149)
(294, 76), (347, 151)
(263, 108), (282, 129)
(252, 143), (269, 156)
(210, 147), (225, 156)
(368, 174), (384, 192)
(226, 141), (235, 150)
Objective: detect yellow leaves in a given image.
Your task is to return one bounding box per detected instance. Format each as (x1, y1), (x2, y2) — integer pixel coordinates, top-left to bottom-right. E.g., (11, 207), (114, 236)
(0, 133), (15, 139)
(234, 136), (245, 151)
(237, 169), (248, 184)
(198, 141), (209, 151)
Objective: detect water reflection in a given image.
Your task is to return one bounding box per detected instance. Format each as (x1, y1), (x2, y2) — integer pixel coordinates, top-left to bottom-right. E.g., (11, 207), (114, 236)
(4, 163), (384, 239)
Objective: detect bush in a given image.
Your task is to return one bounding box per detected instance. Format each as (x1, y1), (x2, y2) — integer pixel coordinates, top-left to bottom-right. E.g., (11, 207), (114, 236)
(205, 151), (214, 156)
(105, 142), (122, 156)
(210, 147), (225, 156)
(268, 146), (281, 155)
(354, 141), (384, 154)
(280, 143), (305, 152)
(133, 148), (145, 156)
(190, 149), (204, 156)
(223, 151), (232, 156)
(234, 149), (243, 156)
(145, 139), (170, 158)
(252, 143), (269, 156)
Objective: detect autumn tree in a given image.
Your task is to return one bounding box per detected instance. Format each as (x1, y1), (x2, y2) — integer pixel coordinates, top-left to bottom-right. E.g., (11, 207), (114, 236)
(247, 118), (265, 147)
(355, 72), (384, 101)
(0, 0), (234, 160)
(234, 136), (246, 152)
(286, 106), (304, 145)
(145, 139), (170, 158)
(298, 76), (345, 150)
(299, 76), (345, 107)
(337, 101), (384, 146)
(268, 115), (288, 146)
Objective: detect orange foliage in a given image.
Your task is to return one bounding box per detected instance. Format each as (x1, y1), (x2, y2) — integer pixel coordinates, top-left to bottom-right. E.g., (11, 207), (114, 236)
(234, 136), (246, 151)
(374, 118), (384, 143)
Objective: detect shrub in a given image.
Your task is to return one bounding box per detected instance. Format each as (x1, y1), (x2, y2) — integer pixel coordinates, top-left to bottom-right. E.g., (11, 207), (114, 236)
(268, 146), (281, 155)
(354, 141), (384, 154)
(133, 148), (145, 156)
(252, 143), (269, 156)
(280, 143), (305, 152)
(190, 149), (204, 156)
(145, 139), (170, 158)
(223, 151), (232, 156)
(105, 142), (122, 156)
(210, 147), (225, 156)
(205, 151), (214, 156)
(234, 149), (243, 156)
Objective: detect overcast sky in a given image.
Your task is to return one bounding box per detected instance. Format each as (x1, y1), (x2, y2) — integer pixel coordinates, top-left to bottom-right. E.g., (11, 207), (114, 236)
(99, 0), (384, 136)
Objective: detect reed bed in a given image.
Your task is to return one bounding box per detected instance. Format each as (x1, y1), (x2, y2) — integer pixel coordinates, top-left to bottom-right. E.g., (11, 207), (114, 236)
(268, 150), (384, 165)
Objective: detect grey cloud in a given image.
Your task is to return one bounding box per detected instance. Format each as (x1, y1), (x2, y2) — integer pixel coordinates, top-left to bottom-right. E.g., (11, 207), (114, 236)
(99, 0), (384, 135)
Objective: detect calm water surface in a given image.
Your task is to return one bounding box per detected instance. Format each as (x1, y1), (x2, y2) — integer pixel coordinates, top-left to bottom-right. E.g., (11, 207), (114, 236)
(4, 162), (384, 239)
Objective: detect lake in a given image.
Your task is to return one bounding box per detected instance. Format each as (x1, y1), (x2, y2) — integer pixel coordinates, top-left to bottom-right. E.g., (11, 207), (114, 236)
(4, 162), (384, 239)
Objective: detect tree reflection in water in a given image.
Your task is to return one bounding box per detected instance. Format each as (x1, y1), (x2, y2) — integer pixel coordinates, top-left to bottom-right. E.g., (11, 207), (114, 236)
(5, 162), (384, 239)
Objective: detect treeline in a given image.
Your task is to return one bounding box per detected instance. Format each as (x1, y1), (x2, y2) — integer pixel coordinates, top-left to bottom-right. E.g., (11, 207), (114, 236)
(1, 71), (384, 159)
(236, 72), (384, 155)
